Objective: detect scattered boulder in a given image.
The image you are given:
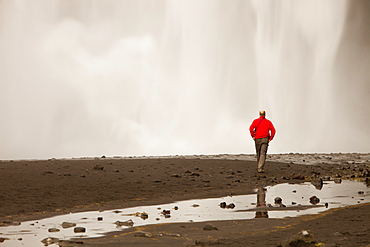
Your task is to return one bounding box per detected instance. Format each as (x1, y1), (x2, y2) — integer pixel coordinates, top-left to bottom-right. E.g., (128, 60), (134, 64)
(0, 238), (9, 243)
(309, 196), (320, 205)
(59, 240), (84, 246)
(203, 223), (218, 231)
(278, 230), (319, 247)
(274, 197), (282, 204)
(195, 239), (221, 246)
(292, 174), (305, 180)
(311, 177), (323, 190)
(97, 217), (103, 221)
(334, 178), (342, 184)
(41, 237), (59, 246)
(162, 210), (170, 215)
(74, 227), (86, 233)
(226, 203), (235, 209)
(0, 221), (20, 226)
(134, 231), (153, 238)
(93, 165), (104, 170)
(48, 228), (60, 232)
(115, 219), (134, 227)
(61, 222), (76, 228)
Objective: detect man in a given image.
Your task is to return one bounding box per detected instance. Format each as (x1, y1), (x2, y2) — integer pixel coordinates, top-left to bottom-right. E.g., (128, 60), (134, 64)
(249, 110), (276, 173)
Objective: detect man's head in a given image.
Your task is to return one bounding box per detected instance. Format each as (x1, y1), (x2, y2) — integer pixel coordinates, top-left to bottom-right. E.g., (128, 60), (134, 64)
(259, 110), (266, 117)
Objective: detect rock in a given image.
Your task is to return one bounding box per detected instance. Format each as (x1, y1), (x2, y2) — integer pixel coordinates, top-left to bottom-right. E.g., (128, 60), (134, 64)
(311, 177), (323, 190)
(278, 230), (318, 247)
(97, 217), (103, 221)
(93, 165), (104, 170)
(334, 178), (342, 184)
(41, 237), (59, 245)
(171, 174), (181, 178)
(226, 203), (235, 209)
(62, 222), (76, 228)
(48, 228), (60, 232)
(59, 240), (84, 246)
(0, 221), (21, 226)
(274, 197), (283, 204)
(195, 239), (221, 245)
(115, 219), (134, 227)
(134, 231), (153, 238)
(366, 177), (370, 186)
(162, 210), (170, 215)
(141, 212), (149, 220)
(74, 227), (86, 233)
(309, 196), (320, 205)
(203, 223), (218, 230)
(0, 238), (8, 243)
(292, 174), (305, 180)
(174, 206), (179, 210)
(358, 191), (364, 194)
(41, 171), (54, 175)
(220, 202), (227, 208)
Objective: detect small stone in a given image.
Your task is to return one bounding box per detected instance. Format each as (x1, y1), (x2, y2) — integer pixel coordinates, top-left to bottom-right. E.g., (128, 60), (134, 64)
(220, 202), (227, 209)
(115, 219), (134, 227)
(358, 191), (364, 194)
(41, 237), (59, 245)
(334, 178), (342, 184)
(0, 237), (8, 243)
(174, 206), (179, 210)
(195, 239), (221, 245)
(48, 228), (60, 232)
(59, 240), (84, 246)
(226, 203), (235, 209)
(274, 197), (283, 204)
(134, 231), (153, 238)
(97, 217), (103, 221)
(74, 227), (86, 233)
(203, 223), (218, 230)
(93, 165), (104, 170)
(62, 222), (76, 228)
(309, 196), (320, 205)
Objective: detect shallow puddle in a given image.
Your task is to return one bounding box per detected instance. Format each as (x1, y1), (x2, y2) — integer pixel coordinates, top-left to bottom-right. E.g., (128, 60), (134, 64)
(0, 180), (368, 246)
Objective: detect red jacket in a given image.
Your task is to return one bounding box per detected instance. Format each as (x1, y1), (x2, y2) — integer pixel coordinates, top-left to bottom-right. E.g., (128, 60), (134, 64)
(249, 116), (276, 141)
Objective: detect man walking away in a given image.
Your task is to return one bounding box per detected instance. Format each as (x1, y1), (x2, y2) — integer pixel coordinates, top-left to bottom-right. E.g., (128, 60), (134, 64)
(249, 110), (276, 173)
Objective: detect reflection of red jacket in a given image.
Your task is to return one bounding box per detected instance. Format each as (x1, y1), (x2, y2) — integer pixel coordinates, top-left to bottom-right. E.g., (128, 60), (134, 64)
(249, 116), (276, 141)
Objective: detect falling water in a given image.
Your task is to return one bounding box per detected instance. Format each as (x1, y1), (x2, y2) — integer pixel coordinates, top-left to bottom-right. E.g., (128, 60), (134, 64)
(0, 0), (369, 159)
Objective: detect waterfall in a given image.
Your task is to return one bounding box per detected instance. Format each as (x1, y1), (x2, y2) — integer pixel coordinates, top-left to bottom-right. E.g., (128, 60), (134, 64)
(0, 0), (369, 159)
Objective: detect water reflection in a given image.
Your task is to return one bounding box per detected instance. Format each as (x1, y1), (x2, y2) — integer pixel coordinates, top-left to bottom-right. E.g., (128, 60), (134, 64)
(255, 187), (268, 218)
(0, 180), (368, 247)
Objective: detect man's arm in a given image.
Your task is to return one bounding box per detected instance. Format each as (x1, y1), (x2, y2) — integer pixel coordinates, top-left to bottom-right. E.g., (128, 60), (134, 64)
(249, 120), (256, 138)
(269, 122), (276, 141)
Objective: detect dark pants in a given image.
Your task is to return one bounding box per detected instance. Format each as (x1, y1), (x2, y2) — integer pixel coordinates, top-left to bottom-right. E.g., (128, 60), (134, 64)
(254, 137), (269, 171)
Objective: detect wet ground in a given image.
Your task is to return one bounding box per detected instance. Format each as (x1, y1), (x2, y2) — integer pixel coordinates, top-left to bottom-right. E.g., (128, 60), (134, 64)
(0, 153), (369, 246)
(0, 180), (369, 246)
